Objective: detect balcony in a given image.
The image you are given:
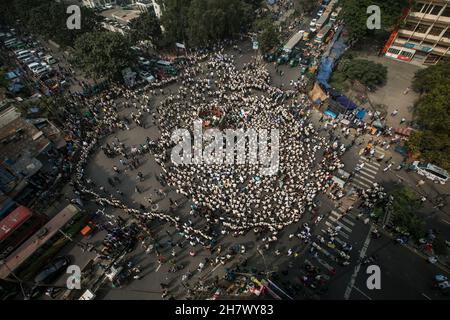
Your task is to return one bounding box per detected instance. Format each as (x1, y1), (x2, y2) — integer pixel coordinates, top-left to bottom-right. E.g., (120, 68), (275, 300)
(409, 11), (450, 24)
(398, 28), (450, 45)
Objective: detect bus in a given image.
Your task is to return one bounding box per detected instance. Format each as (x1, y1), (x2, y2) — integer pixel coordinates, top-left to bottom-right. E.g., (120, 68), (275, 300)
(0, 206), (46, 261)
(411, 162), (449, 184)
(315, 24), (333, 44)
(0, 204), (82, 280)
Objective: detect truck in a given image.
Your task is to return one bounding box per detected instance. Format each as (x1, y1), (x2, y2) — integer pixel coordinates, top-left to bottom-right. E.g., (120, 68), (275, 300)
(315, 24), (333, 44)
(330, 6), (342, 23)
(315, 0), (337, 30)
(283, 30), (305, 54)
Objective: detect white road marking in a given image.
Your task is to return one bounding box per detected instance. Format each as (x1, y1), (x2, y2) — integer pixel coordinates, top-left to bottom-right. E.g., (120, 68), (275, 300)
(155, 264), (162, 272)
(421, 293), (432, 300)
(357, 163), (379, 174)
(330, 210), (341, 219)
(341, 216), (355, 227)
(334, 220), (352, 233)
(360, 157), (381, 167)
(333, 236), (345, 246)
(354, 173), (376, 184)
(325, 221), (350, 238)
(351, 179), (372, 189)
(353, 286), (372, 300)
(358, 168), (378, 178)
(344, 225), (373, 300)
(442, 219), (450, 225)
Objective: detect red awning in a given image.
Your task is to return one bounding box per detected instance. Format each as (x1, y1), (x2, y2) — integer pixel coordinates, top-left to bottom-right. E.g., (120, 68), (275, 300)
(0, 206), (32, 241)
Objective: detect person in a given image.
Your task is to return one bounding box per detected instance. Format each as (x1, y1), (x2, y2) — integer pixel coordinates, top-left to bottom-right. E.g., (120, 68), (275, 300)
(391, 109), (398, 116)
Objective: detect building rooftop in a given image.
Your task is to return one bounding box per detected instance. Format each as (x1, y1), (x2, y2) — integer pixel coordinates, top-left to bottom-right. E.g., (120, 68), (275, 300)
(0, 116), (50, 166)
(100, 7), (142, 25)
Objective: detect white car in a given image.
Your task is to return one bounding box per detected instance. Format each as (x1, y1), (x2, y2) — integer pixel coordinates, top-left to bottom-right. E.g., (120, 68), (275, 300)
(139, 71), (155, 83)
(310, 18), (317, 27)
(317, 10), (324, 17)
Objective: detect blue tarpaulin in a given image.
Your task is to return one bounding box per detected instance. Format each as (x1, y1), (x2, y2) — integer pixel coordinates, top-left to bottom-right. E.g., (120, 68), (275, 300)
(356, 109), (367, 119)
(317, 57), (334, 90)
(336, 95), (358, 110)
(324, 110), (337, 118)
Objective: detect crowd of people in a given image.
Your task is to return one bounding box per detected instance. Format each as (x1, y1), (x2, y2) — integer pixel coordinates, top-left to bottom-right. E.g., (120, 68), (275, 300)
(152, 50), (344, 243)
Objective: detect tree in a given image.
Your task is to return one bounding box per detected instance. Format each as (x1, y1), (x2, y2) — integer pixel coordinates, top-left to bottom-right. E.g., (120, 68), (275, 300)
(159, 0), (192, 46)
(332, 58), (387, 90)
(258, 20), (280, 54)
(160, 0), (255, 48)
(129, 10), (163, 48)
(0, 0), (101, 48)
(297, 0), (316, 14)
(390, 186), (425, 240)
(412, 59), (450, 94)
(407, 59), (450, 170)
(70, 32), (136, 81)
(341, 0), (409, 42)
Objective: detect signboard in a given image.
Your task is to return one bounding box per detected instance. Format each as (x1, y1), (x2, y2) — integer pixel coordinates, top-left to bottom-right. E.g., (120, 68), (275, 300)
(419, 46), (432, 53)
(397, 55), (412, 61)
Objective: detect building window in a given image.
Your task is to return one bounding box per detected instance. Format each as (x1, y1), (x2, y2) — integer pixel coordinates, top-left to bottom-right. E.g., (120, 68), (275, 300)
(442, 6), (450, 17)
(429, 26), (444, 36)
(416, 23), (430, 34)
(403, 22), (417, 31)
(421, 40), (436, 48)
(444, 28), (450, 39)
(430, 5), (443, 16)
(400, 50), (414, 58)
(388, 48), (401, 55)
(435, 45), (449, 52)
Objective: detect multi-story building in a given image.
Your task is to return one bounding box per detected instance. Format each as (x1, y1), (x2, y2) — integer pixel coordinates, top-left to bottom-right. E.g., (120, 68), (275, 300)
(383, 0), (450, 65)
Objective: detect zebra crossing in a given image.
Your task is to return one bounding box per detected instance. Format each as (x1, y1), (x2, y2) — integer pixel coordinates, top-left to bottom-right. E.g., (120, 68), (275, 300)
(305, 208), (358, 272)
(350, 146), (385, 190)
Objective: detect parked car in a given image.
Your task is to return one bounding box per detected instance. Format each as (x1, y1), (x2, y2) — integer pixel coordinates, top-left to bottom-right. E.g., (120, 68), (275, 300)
(317, 9), (324, 17)
(309, 19), (317, 32)
(139, 71), (155, 83)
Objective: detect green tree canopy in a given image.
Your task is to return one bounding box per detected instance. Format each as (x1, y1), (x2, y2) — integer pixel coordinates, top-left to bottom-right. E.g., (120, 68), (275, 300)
(341, 0), (409, 42)
(297, 0), (317, 14)
(160, 0), (256, 48)
(391, 186), (425, 240)
(257, 19), (280, 54)
(332, 57), (387, 90)
(70, 32), (135, 81)
(128, 10), (163, 48)
(407, 59), (450, 170)
(0, 0), (100, 47)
